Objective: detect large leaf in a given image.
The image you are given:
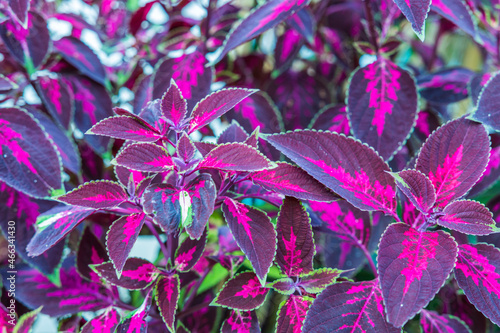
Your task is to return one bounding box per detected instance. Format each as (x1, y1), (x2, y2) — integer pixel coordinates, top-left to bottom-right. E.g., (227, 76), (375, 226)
(93, 258), (160, 290)
(0, 107), (62, 198)
(393, 0), (431, 40)
(298, 268), (341, 294)
(308, 104), (350, 135)
(183, 174), (217, 239)
(390, 170), (436, 213)
(347, 58), (418, 160)
(474, 71), (500, 131)
(197, 143), (275, 172)
(276, 295), (313, 333)
(8, 0), (29, 27)
(113, 143), (174, 172)
(56, 180), (128, 209)
(302, 280), (399, 332)
(212, 272), (269, 310)
(222, 198), (277, 284)
(175, 228), (207, 272)
(161, 80), (188, 130)
(420, 310), (471, 333)
(468, 144), (500, 197)
(265, 130), (397, 214)
(416, 117), (490, 208)
(418, 67), (474, 104)
(454, 243), (500, 326)
(377, 223), (458, 327)
(431, 0), (476, 38)
(437, 200), (497, 235)
(155, 274), (180, 332)
(276, 197), (315, 276)
(33, 75), (74, 129)
(142, 184), (182, 234)
(88, 115), (162, 142)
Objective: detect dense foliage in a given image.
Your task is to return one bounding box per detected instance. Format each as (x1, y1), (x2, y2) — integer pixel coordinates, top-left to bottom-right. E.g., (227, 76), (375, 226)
(2, 0), (500, 332)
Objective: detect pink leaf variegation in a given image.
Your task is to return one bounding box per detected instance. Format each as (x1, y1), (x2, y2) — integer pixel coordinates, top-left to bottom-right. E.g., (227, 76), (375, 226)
(212, 272), (269, 310)
(221, 310), (260, 333)
(81, 307), (121, 333)
(161, 79), (188, 129)
(420, 310), (472, 333)
(154, 274), (180, 333)
(276, 295), (313, 333)
(438, 200), (497, 235)
(93, 258), (160, 290)
(113, 143), (174, 172)
(175, 228), (207, 272)
(87, 115), (162, 142)
(198, 143), (275, 172)
(56, 180), (128, 209)
(389, 170), (436, 213)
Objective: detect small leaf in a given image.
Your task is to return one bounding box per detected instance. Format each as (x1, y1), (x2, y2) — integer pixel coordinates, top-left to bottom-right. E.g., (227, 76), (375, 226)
(77, 227), (109, 283)
(175, 228), (207, 272)
(276, 295), (313, 333)
(33, 75), (73, 129)
(438, 200), (497, 235)
(308, 104), (350, 135)
(389, 170), (436, 213)
(420, 310), (472, 333)
(217, 121), (249, 144)
(113, 143), (174, 172)
(161, 79), (187, 129)
(177, 132), (196, 163)
(298, 268), (341, 294)
(57, 180), (127, 209)
(88, 115), (162, 142)
(155, 274), (180, 333)
(266, 277), (296, 295)
(221, 310), (260, 333)
(212, 272), (269, 310)
(81, 307), (121, 333)
(198, 143), (275, 172)
(13, 306), (41, 333)
(393, 0), (431, 40)
(92, 258), (160, 290)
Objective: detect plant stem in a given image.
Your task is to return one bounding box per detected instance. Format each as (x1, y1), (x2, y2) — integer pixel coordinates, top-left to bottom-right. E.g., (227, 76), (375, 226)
(363, 0), (379, 53)
(178, 300), (213, 320)
(183, 269), (209, 310)
(146, 220), (169, 262)
(205, 0), (216, 42)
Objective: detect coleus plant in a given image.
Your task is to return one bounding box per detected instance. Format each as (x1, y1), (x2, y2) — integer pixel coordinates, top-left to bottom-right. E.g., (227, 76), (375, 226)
(3, 0), (500, 332)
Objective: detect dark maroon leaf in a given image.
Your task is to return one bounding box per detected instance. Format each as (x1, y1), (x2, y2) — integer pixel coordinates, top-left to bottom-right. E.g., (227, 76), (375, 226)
(198, 143), (274, 172)
(33, 75), (74, 129)
(212, 0), (311, 64)
(474, 71), (500, 131)
(155, 274), (180, 332)
(454, 243), (500, 326)
(217, 121), (249, 144)
(129, 1), (157, 35)
(390, 170), (436, 213)
(308, 104), (350, 135)
(267, 277), (296, 295)
(8, 0), (29, 27)
(221, 310), (260, 333)
(276, 295), (312, 333)
(161, 79), (188, 129)
(276, 197), (315, 276)
(212, 272), (269, 310)
(54, 37), (106, 85)
(347, 58), (418, 160)
(222, 198), (277, 284)
(57, 180), (127, 209)
(303, 280), (399, 332)
(88, 115), (162, 142)
(113, 143), (174, 172)
(175, 228), (207, 272)
(274, 29), (303, 74)
(26, 205), (94, 257)
(420, 310), (471, 333)
(298, 268), (341, 294)
(416, 117), (490, 208)
(265, 130), (397, 214)
(81, 307), (121, 333)
(93, 258), (160, 289)
(393, 0), (431, 40)
(251, 162), (339, 202)
(177, 132), (196, 163)
(418, 67), (473, 104)
(431, 0), (476, 38)
(0, 107), (62, 198)
(438, 200), (497, 235)
(77, 227), (109, 283)
(106, 213), (146, 275)
(378, 223), (458, 327)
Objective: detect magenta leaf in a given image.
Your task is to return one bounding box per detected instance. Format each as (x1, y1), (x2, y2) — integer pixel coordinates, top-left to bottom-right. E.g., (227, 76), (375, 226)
(431, 0), (476, 38)
(251, 162), (339, 202)
(393, 0), (431, 40)
(222, 198), (277, 284)
(377, 223), (458, 327)
(420, 310), (472, 333)
(276, 197), (315, 276)
(188, 88), (257, 134)
(416, 117), (490, 208)
(57, 180), (127, 209)
(212, 271), (269, 310)
(267, 277), (296, 295)
(474, 71), (500, 131)
(81, 307), (121, 333)
(0, 107), (62, 198)
(438, 200), (497, 235)
(303, 280), (399, 332)
(221, 310), (260, 333)
(33, 75), (74, 129)
(113, 143), (174, 172)
(8, 0), (29, 27)
(198, 143), (275, 172)
(175, 228), (207, 272)
(77, 227), (109, 283)
(212, 0), (311, 64)
(177, 132), (196, 163)
(87, 115), (162, 142)
(54, 37), (106, 85)
(276, 295), (313, 333)
(298, 268), (341, 294)
(106, 213), (146, 275)
(308, 104), (350, 135)
(265, 130), (397, 214)
(454, 243), (500, 326)
(161, 79), (188, 129)
(217, 121), (249, 144)
(154, 274), (180, 332)
(93, 258), (160, 289)
(116, 291), (152, 333)
(27, 205), (94, 256)
(418, 67), (474, 104)
(12, 306), (41, 333)
(389, 170), (436, 213)
(347, 58), (418, 160)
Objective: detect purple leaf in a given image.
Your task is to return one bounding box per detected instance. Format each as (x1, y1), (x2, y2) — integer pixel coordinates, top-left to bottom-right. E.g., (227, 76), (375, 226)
(298, 268), (341, 294)
(106, 213), (146, 275)
(116, 291), (152, 333)
(81, 307), (121, 333)
(33, 75), (74, 129)
(26, 205), (94, 257)
(438, 200), (497, 235)
(93, 258), (160, 289)
(222, 198), (277, 284)
(469, 72), (491, 106)
(418, 67), (474, 104)
(276, 295), (312, 333)
(12, 306), (41, 333)
(420, 310), (472, 333)
(267, 277), (296, 295)
(0, 74), (18, 93)
(221, 310), (260, 333)
(154, 274), (180, 332)
(276, 197), (315, 276)
(212, 272), (269, 310)
(377, 223), (458, 327)
(54, 37), (106, 85)
(393, 0), (431, 40)
(217, 121), (249, 144)
(194, 141), (218, 157)
(265, 130), (397, 214)
(188, 88), (257, 134)
(113, 143), (174, 172)
(469, 144), (500, 197)
(347, 58), (418, 160)
(0, 107), (62, 198)
(198, 143), (275, 172)
(474, 71), (500, 131)
(152, 50), (213, 110)
(177, 132), (196, 163)
(212, 0), (311, 64)
(142, 184), (182, 234)
(175, 228), (207, 272)
(77, 227), (109, 283)
(303, 280), (399, 332)
(183, 174), (217, 239)
(416, 117), (490, 208)
(57, 180), (127, 209)
(8, 0), (29, 27)
(389, 170), (436, 213)
(454, 243), (500, 326)
(161, 79), (188, 129)
(308, 104), (350, 135)
(431, 0), (476, 38)
(87, 115), (162, 142)
(274, 29), (303, 74)
(287, 8), (315, 41)
(251, 162), (339, 202)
